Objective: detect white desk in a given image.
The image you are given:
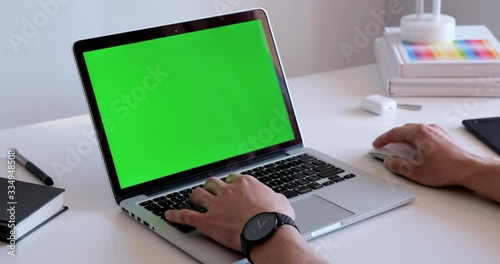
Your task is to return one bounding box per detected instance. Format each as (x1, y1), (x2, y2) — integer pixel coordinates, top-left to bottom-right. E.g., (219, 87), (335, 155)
(1, 64), (499, 264)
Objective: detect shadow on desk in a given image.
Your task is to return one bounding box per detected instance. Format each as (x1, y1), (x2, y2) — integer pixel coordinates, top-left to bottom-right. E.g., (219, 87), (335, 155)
(399, 180), (500, 252)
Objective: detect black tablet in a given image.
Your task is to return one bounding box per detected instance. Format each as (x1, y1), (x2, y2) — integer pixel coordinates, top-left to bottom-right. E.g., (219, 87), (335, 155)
(463, 117), (500, 156)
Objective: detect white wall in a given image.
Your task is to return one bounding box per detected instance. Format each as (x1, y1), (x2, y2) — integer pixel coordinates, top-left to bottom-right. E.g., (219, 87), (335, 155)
(0, 0), (387, 129)
(442, 0), (500, 39)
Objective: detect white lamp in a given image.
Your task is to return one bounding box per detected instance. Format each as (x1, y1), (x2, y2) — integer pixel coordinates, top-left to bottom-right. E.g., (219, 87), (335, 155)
(400, 0), (456, 44)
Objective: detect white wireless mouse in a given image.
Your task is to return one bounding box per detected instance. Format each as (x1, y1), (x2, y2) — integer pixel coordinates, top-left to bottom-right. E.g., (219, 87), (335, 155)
(368, 142), (418, 161)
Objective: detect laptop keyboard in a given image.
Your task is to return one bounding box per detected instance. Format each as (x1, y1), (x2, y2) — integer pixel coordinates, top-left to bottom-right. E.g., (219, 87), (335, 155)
(241, 154), (356, 198)
(138, 154), (356, 233)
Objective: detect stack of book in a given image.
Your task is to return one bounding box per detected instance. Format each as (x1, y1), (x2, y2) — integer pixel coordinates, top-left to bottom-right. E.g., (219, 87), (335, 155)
(374, 25), (500, 96)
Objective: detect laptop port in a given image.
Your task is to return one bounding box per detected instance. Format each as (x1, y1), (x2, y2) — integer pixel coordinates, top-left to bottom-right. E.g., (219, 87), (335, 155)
(143, 221), (150, 227)
(122, 207), (129, 214)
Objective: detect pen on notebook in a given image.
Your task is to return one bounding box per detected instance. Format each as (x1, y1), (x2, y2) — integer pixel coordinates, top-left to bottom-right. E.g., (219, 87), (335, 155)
(15, 150), (54, 186)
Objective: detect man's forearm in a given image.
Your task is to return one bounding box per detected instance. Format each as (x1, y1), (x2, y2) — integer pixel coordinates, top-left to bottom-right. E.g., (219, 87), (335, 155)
(250, 225), (327, 264)
(460, 157), (500, 203)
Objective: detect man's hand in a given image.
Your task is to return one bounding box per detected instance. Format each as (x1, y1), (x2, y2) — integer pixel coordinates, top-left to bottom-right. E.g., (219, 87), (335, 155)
(372, 123), (479, 187)
(165, 174), (295, 251)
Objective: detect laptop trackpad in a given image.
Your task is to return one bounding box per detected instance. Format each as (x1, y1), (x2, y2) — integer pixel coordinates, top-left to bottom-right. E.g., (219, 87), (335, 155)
(292, 195), (354, 235)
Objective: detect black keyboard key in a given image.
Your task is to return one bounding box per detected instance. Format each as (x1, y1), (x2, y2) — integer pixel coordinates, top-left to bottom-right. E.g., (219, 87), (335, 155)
(158, 200), (173, 207)
(306, 175), (321, 182)
(273, 186), (288, 193)
(281, 190), (299, 199)
(265, 168), (279, 174)
(280, 176), (294, 183)
(281, 170), (294, 176)
(270, 173), (282, 179)
(144, 204), (161, 212)
(241, 170), (252, 175)
(254, 171), (265, 177)
(268, 180), (284, 187)
(139, 200), (153, 207)
(177, 225), (196, 233)
(344, 173), (356, 179)
(298, 155), (316, 163)
(313, 165), (335, 172)
(170, 196), (184, 204)
(152, 209), (166, 216)
(258, 176), (271, 183)
(328, 176), (341, 181)
(307, 182), (324, 190)
(291, 167), (306, 172)
(292, 173), (307, 179)
(322, 181), (335, 186)
(303, 170), (316, 175)
(167, 193), (179, 198)
(295, 179), (310, 186)
(275, 164), (287, 170)
(333, 177), (346, 182)
(276, 170), (288, 176)
(284, 182), (299, 189)
(173, 203), (194, 210)
(166, 193), (179, 198)
(254, 166), (265, 172)
(153, 196), (166, 202)
(311, 160), (326, 166)
(293, 186), (313, 194)
(336, 168), (345, 174)
(318, 168), (345, 178)
(180, 189), (191, 195)
(301, 163), (315, 169)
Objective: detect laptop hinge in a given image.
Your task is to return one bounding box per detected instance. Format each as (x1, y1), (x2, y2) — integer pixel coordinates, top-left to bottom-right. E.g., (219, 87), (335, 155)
(143, 149), (290, 197)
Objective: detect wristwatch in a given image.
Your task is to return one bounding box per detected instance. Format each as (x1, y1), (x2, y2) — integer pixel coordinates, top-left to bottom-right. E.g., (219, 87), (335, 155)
(240, 212), (299, 264)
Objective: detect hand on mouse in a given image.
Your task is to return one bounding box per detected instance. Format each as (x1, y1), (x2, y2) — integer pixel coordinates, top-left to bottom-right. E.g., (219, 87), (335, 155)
(372, 123), (480, 187)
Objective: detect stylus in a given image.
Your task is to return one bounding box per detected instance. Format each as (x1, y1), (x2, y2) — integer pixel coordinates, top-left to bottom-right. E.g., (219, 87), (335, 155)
(15, 150), (54, 186)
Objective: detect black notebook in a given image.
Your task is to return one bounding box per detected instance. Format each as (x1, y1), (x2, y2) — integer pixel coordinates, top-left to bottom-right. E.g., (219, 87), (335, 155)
(0, 178), (68, 242)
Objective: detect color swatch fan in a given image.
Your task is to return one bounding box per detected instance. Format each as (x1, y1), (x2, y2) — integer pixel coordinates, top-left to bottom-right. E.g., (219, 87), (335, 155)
(403, 40), (500, 61)
(383, 26), (500, 78)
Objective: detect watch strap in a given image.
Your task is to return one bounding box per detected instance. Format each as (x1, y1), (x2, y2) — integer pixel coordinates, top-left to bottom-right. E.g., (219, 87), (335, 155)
(241, 212), (299, 263)
(274, 212), (299, 232)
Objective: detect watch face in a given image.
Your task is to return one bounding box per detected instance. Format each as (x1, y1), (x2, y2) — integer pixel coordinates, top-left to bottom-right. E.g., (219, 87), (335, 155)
(243, 213), (277, 242)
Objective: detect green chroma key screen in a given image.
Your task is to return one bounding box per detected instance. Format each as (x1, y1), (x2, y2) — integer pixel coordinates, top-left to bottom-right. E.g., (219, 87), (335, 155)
(83, 20), (295, 189)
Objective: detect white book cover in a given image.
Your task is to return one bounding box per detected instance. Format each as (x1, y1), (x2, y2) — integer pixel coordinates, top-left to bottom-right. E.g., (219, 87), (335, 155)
(374, 38), (500, 97)
(384, 26), (500, 78)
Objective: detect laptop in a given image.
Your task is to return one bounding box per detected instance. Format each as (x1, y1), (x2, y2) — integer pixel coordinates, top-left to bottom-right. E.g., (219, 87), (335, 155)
(73, 8), (415, 264)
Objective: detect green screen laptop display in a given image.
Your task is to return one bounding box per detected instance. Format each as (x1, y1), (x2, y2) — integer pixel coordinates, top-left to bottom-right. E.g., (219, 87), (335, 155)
(83, 20), (295, 189)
